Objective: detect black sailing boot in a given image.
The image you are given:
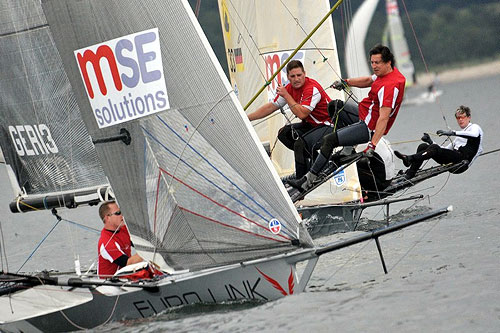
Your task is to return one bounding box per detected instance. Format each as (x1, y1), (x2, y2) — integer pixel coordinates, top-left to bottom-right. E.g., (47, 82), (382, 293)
(394, 151), (413, 168)
(287, 171), (318, 192)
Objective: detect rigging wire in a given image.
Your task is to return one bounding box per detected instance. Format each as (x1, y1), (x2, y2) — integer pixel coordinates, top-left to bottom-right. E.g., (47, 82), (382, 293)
(341, 0), (362, 98)
(12, 207), (99, 273)
(278, 0), (343, 80)
(0, 220), (9, 272)
(16, 215), (62, 273)
(319, 233), (372, 286)
(243, 0), (347, 110)
(399, 0), (450, 129)
(224, 0), (360, 161)
(224, 0), (273, 91)
(386, 215), (441, 273)
(226, 0), (343, 115)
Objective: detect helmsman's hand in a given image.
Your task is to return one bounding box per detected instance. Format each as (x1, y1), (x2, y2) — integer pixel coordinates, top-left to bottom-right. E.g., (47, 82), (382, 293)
(436, 130), (455, 136)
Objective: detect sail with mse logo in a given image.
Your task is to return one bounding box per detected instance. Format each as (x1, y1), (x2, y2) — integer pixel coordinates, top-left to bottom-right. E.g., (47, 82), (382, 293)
(74, 28), (169, 128)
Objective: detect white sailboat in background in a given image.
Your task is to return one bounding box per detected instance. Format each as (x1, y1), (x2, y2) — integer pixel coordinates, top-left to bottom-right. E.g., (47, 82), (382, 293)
(217, 0), (365, 236)
(345, 0), (380, 98)
(384, 0), (443, 105)
(385, 0), (415, 86)
(0, 0), (451, 331)
(345, 0), (415, 87)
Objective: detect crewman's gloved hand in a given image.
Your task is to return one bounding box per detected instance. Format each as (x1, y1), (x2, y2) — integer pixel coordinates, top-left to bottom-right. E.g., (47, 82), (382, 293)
(363, 142), (376, 155)
(332, 79), (347, 91)
(436, 130), (455, 136)
(421, 132), (433, 144)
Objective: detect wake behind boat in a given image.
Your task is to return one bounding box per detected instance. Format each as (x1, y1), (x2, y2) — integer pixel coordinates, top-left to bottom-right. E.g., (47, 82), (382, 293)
(403, 89), (444, 106)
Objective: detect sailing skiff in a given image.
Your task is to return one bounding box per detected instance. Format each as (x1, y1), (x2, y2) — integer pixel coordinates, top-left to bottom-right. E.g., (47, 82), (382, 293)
(0, 1), (451, 331)
(216, 0), (454, 237)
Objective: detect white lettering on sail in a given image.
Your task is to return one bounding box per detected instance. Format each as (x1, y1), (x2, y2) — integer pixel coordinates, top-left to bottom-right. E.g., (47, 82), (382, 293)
(8, 124), (59, 157)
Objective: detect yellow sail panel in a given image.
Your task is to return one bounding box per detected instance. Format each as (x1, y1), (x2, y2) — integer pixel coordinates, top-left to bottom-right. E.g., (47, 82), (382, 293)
(218, 0), (361, 205)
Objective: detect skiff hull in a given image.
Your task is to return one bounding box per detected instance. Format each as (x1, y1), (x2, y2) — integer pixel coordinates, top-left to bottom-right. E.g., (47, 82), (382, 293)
(1, 249), (317, 332)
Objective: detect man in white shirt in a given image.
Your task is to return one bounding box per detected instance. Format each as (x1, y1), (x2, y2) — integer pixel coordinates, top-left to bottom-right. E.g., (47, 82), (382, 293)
(395, 105), (483, 178)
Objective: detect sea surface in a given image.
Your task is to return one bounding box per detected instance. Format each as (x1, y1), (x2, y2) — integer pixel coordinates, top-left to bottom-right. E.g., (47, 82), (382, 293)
(1, 74), (499, 332)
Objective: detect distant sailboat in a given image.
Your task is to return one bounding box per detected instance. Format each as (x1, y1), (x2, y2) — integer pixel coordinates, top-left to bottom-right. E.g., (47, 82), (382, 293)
(345, 0), (380, 98)
(345, 0), (415, 87)
(385, 0), (415, 85)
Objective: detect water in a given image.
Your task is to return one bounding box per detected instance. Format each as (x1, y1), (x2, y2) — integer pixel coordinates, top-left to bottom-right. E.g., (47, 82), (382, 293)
(1, 74), (499, 331)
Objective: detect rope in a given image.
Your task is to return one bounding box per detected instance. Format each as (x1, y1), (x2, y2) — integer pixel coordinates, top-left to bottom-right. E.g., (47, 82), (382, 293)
(89, 219), (127, 278)
(13, 207), (100, 273)
(59, 289), (122, 330)
(30, 275), (124, 330)
(224, 0), (269, 85)
(252, 83), (337, 157)
(479, 148), (500, 157)
(243, 0), (346, 110)
(321, 237), (372, 285)
(0, 221), (8, 272)
(399, 0), (449, 129)
(386, 214), (441, 273)
(278, 0), (343, 80)
(61, 219), (100, 234)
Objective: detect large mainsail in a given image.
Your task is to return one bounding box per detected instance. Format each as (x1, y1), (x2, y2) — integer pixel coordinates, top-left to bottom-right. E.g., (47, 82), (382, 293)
(0, 0), (109, 208)
(42, 0), (313, 271)
(217, 0), (362, 206)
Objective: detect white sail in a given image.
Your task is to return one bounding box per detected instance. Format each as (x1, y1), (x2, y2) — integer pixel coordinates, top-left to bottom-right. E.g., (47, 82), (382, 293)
(346, 0), (415, 88)
(0, 0), (110, 211)
(345, 0), (380, 98)
(42, 0), (313, 271)
(0, 2), (449, 331)
(218, 0), (362, 207)
(385, 0), (415, 85)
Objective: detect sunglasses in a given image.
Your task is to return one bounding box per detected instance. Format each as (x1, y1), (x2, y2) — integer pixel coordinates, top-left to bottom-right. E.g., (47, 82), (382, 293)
(107, 211), (122, 216)
(455, 115), (468, 120)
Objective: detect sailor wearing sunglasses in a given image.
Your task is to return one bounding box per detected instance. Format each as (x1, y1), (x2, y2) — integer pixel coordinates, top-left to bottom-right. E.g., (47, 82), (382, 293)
(97, 201), (143, 278)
